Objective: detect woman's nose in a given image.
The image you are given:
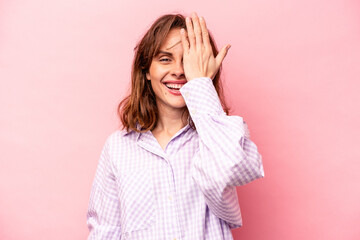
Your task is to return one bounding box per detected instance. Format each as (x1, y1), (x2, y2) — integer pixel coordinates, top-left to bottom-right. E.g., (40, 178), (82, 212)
(171, 61), (185, 78)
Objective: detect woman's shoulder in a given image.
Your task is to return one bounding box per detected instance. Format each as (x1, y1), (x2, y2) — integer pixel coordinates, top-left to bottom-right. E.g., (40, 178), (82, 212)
(102, 129), (139, 164)
(104, 128), (137, 146)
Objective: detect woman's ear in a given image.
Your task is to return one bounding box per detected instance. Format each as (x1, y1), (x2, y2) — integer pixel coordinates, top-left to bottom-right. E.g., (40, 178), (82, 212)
(146, 72), (150, 80)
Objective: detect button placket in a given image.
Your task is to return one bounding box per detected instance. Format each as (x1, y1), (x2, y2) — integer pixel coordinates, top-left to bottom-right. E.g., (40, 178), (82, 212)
(123, 232), (129, 239)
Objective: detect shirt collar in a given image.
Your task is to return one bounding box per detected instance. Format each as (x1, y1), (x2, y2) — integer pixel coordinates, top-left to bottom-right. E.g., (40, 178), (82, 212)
(121, 120), (192, 140)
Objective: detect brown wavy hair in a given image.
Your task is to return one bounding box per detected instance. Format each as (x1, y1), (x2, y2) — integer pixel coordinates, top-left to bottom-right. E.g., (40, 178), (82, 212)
(118, 13), (229, 133)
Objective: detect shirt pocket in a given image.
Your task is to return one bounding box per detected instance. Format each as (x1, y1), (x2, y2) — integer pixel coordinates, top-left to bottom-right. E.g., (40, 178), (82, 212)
(118, 168), (156, 234)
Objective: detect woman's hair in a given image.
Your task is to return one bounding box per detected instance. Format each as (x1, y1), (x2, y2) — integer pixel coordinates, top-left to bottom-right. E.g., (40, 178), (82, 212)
(118, 13), (229, 133)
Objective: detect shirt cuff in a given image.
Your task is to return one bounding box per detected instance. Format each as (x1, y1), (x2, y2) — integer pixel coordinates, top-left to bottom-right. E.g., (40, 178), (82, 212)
(180, 77), (225, 117)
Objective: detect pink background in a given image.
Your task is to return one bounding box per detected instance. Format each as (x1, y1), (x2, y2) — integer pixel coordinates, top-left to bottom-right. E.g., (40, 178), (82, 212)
(1, 0), (359, 239)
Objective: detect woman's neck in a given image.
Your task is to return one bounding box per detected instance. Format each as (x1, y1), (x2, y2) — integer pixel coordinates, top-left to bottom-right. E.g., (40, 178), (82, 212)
(152, 106), (188, 137)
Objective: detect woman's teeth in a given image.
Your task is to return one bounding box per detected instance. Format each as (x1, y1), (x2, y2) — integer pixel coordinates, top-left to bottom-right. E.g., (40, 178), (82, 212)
(165, 83), (184, 90)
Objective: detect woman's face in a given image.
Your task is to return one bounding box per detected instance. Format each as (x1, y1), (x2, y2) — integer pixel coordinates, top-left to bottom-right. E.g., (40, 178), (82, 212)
(146, 28), (187, 113)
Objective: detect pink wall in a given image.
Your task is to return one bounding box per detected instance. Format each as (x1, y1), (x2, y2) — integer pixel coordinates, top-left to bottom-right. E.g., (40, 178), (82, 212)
(1, 0), (359, 239)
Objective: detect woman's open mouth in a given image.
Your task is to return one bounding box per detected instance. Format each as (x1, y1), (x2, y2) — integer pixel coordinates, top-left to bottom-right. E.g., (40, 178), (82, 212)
(163, 81), (186, 96)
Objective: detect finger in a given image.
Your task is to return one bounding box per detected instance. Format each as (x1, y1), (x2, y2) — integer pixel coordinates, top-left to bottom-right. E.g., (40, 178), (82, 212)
(215, 44), (231, 68)
(180, 28), (189, 53)
(199, 16), (211, 51)
(185, 16), (195, 49)
(191, 12), (203, 50)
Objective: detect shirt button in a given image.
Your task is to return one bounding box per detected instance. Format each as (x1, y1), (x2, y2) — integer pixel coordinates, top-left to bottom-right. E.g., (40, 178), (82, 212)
(184, 92), (189, 98)
(168, 195), (172, 201)
(191, 109), (197, 115)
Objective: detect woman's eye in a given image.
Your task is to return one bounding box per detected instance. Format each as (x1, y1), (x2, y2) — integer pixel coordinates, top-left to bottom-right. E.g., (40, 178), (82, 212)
(159, 58), (171, 62)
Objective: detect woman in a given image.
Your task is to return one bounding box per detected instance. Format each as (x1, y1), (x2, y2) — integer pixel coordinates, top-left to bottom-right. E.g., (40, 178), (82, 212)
(87, 12), (264, 240)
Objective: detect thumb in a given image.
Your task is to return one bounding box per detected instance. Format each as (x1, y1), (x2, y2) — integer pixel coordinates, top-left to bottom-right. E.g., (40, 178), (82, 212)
(215, 44), (231, 68)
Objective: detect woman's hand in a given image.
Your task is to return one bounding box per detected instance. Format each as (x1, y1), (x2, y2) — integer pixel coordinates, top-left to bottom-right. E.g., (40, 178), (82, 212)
(180, 12), (231, 81)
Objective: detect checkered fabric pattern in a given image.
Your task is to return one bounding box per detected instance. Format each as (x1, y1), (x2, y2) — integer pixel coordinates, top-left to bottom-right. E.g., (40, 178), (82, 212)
(87, 77), (265, 240)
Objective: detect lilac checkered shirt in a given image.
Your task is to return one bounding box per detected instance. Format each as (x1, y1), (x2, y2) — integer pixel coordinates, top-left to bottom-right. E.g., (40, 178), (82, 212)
(87, 77), (265, 240)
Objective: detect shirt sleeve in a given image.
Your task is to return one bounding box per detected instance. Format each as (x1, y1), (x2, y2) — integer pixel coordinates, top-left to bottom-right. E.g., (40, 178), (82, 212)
(87, 135), (122, 239)
(180, 77), (265, 228)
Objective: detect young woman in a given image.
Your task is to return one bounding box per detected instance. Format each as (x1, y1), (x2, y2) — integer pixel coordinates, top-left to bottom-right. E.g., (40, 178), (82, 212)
(87, 12), (264, 240)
